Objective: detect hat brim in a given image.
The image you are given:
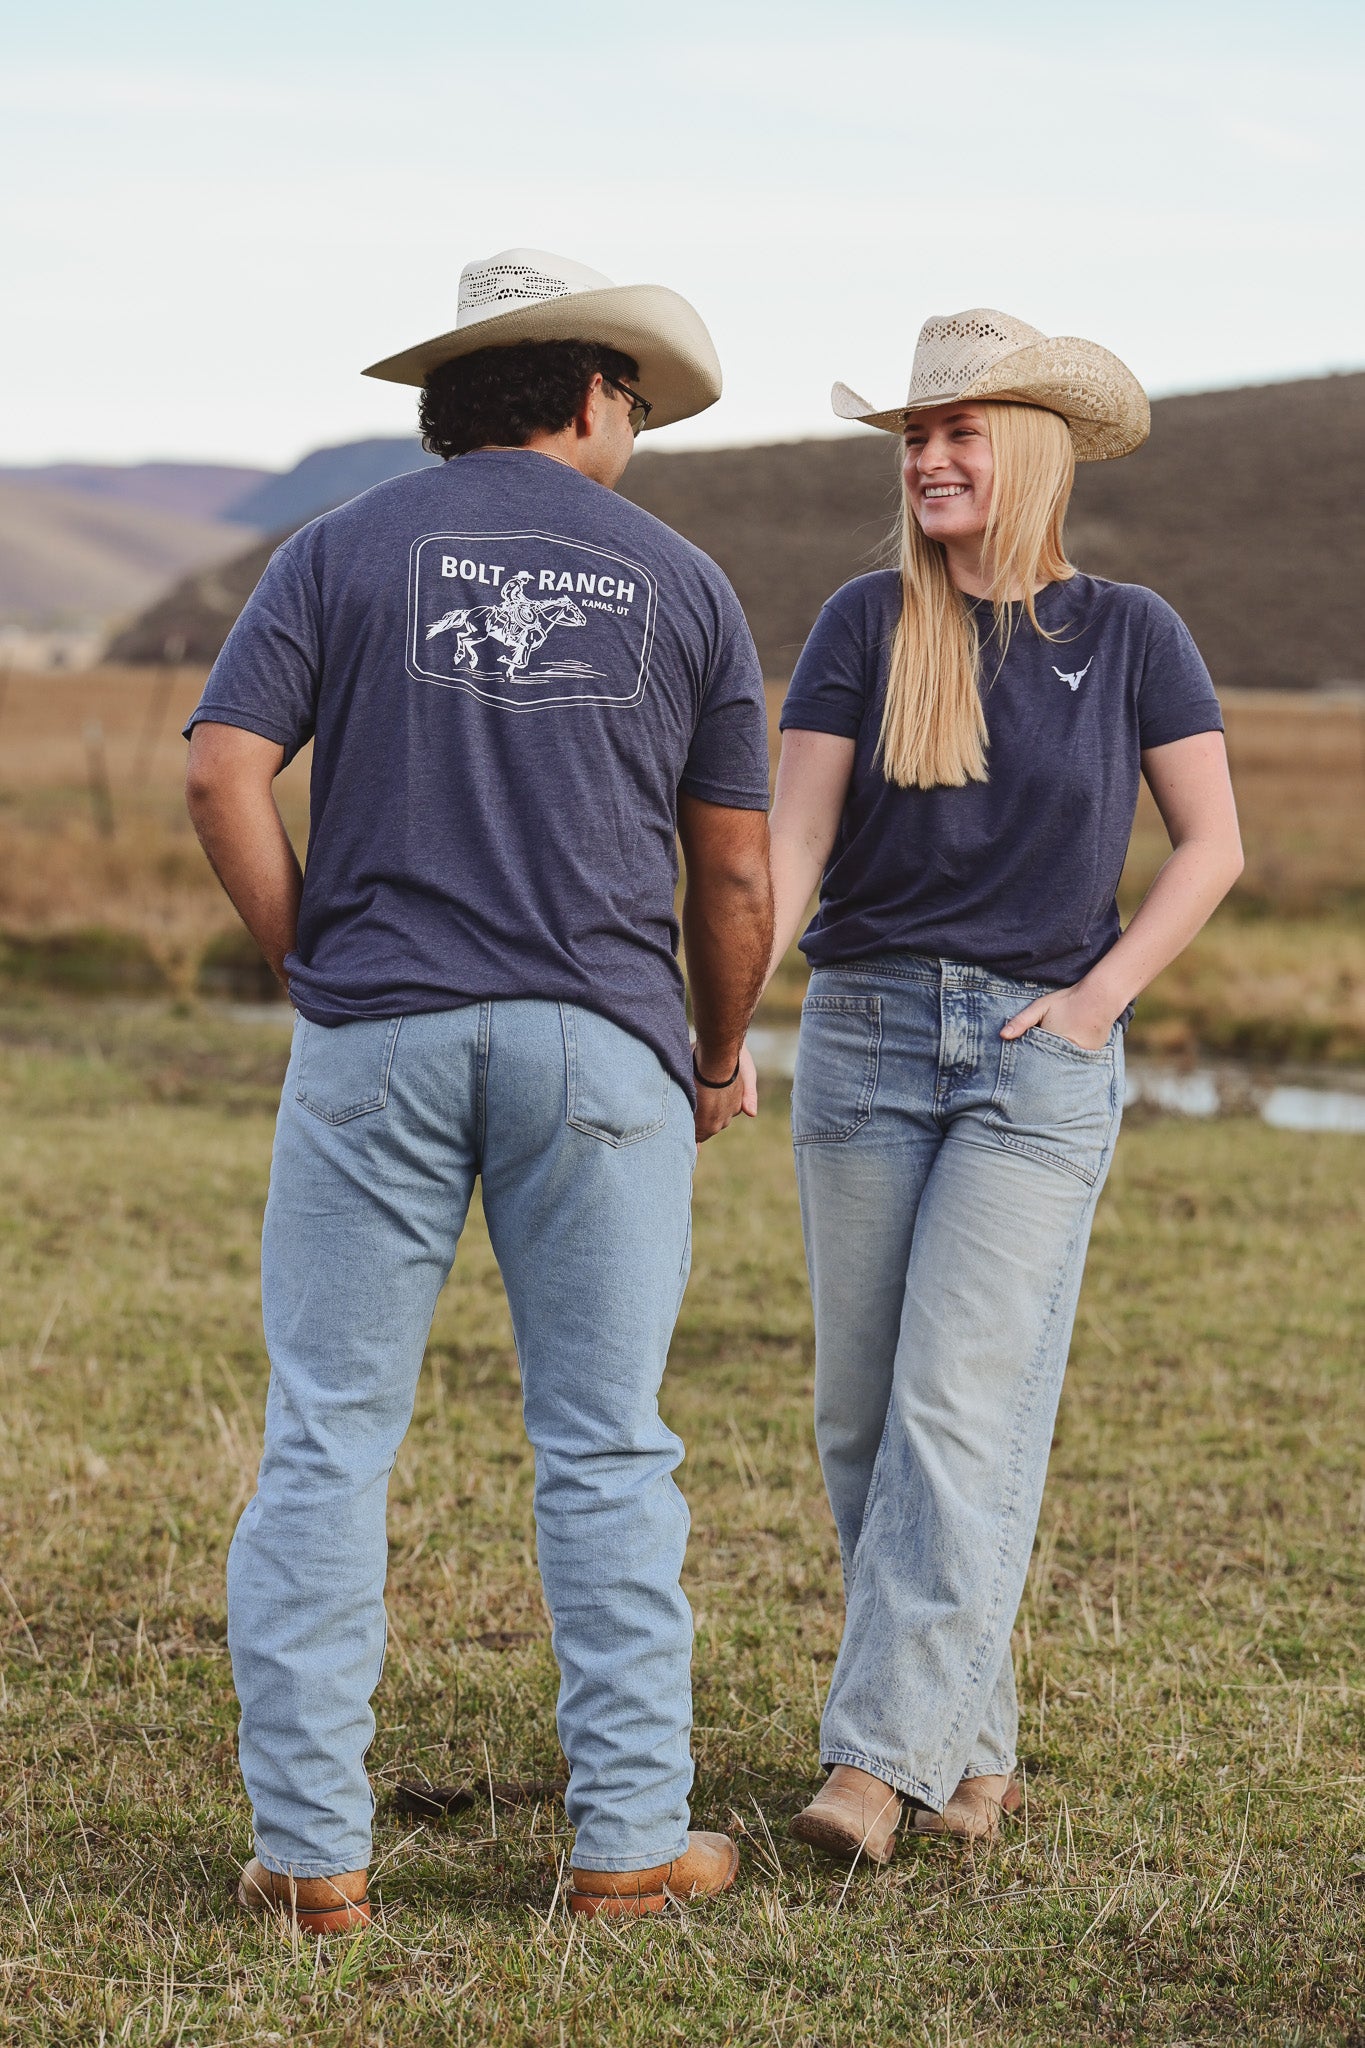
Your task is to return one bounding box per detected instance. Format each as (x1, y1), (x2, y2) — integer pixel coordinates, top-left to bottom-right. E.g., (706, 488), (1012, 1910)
(362, 283), (721, 431)
(831, 336), (1149, 462)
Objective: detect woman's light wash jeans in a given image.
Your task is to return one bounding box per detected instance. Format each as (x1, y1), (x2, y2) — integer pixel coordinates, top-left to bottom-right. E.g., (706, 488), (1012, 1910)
(228, 1000), (697, 1877)
(792, 955), (1123, 1809)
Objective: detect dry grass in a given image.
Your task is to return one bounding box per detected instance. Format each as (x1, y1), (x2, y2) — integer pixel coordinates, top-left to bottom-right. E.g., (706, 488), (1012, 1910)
(0, 668), (308, 991)
(1, 1003), (1364, 2043)
(1125, 691), (1365, 915)
(1, 671), (1364, 1059)
(760, 685), (1365, 1064)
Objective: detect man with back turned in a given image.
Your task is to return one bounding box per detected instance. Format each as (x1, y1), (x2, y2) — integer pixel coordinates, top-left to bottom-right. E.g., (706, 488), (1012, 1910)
(184, 248), (773, 1928)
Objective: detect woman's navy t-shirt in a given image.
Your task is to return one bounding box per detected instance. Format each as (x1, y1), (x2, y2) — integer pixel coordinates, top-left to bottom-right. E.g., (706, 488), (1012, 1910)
(780, 571), (1223, 986)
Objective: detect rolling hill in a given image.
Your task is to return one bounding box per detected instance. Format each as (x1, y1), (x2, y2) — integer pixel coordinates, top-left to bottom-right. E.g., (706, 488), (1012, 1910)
(223, 438), (440, 530)
(0, 481), (260, 632)
(106, 371), (1365, 687)
(0, 461), (270, 523)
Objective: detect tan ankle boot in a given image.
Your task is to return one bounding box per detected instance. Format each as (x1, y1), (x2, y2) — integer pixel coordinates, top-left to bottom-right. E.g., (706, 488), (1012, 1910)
(911, 1772), (1021, 1844)
(237, 1857), (371, 1936)
(790, 1766), (902, 1865)
(568, 1831), (739, 1917)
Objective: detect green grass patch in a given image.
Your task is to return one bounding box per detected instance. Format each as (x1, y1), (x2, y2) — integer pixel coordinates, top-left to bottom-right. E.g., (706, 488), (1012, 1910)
(2, 1004), (1364, 2044)
(0, 927), (169, 997)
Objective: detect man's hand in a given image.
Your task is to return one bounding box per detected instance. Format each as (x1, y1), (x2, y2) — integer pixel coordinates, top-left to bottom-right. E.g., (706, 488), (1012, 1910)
(691, 1040), (759, 1143)
(678, 795), (773, 1145)
(1001, 983), (1116, 1052)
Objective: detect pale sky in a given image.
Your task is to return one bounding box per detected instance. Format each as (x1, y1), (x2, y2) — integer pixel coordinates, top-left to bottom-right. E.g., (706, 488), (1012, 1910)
(2, 0), (1362, 470)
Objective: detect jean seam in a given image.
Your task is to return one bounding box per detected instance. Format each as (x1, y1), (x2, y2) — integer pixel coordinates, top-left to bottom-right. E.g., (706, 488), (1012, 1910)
(987, 1131), (1103, 1187)
(837, 1384), (900, 1613)
(812, 961), (938, 993)
(813, 956), (1059, 1000)
(817, 1748), (940, 1809)
(569, 1835), (691, 1875)
(475, 1003), (491, 1156)
(254, 1852), (370, 1879)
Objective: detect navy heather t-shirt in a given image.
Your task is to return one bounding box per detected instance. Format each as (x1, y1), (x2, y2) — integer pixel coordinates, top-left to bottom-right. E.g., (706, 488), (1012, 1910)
(186, 449), (770, 1097)
(780, 571), (1223, 985)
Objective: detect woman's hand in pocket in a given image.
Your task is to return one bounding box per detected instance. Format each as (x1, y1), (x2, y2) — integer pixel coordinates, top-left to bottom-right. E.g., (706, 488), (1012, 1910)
(1001, 984), (1116, 1052)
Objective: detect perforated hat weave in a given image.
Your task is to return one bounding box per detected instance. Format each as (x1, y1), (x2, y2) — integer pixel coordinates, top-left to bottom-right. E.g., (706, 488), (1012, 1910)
(832, 306), (1149, 461)
(363, 246), (722, 431)
(456, 252), (593, 319)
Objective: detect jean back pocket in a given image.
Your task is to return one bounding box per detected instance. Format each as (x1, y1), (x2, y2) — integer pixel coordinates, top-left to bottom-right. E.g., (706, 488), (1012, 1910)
(294, 1015), (404, 1125)
(561, 1004), (670, 1148)
(791, 993), (881, 1144)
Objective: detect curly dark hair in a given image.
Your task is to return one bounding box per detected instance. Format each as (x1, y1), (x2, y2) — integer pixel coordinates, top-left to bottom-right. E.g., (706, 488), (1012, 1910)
(418, 340), (641, 460)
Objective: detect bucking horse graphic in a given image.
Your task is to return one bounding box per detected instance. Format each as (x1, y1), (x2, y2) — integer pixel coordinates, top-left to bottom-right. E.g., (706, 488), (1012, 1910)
(425, 570), (587, 682)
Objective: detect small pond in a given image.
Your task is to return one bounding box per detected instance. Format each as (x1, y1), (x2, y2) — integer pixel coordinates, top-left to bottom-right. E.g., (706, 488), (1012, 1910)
(216, 1008), (1365, 1137)
(744, 1026), (1365, 1137)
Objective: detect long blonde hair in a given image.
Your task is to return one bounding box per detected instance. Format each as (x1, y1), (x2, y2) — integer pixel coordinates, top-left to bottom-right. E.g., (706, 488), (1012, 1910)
(878, 401), (1077, 790)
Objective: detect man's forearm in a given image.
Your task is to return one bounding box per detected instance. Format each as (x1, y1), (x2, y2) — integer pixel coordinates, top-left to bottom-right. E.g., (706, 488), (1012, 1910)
(187, 782), (303, 988)
(683, 871), (773, 1075)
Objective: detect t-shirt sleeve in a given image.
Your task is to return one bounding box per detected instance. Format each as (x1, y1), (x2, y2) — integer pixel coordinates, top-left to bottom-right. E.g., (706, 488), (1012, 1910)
(779, 587), (874, 739)
(679, 587), (771, 811)
(182, 533), (322, 762)
(1137, 595), (1224, 749)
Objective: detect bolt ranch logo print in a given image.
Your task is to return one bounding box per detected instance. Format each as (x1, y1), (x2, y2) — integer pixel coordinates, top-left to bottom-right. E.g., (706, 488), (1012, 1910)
(406, 530), (657, 710)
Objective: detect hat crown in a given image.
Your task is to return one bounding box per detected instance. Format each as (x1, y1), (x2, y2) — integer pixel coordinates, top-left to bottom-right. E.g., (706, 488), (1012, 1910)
(907, 308), (1047, 404)
(456, 247), (616, 328)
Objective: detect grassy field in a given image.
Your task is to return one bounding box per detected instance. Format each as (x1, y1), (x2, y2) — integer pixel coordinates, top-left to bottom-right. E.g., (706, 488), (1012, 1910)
(2, 670), (1365, 1059)
(2, 1001), (1364, 2045)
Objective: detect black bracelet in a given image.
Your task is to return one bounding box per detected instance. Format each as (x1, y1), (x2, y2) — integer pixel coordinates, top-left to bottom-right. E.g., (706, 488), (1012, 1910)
(693, 1049), (741, 1090)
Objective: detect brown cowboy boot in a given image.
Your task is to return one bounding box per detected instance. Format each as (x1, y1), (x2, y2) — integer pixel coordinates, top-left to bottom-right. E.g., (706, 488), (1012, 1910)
(911, 1772), (1022, 1844)
(789, 1765), (902, 1865)
(237, 1857), (372, 1936)
(567, 1832), (739, 1917)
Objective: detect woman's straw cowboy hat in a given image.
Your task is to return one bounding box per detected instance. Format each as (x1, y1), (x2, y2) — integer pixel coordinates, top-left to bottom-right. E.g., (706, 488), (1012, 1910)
(833, 308), (1149, 461)
(363, 247), (722, 431)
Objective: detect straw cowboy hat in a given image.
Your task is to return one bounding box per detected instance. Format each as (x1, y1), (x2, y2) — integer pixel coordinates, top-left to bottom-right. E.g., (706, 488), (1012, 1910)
(833, 308), (1149, 460)
(363, 247), (722, 430)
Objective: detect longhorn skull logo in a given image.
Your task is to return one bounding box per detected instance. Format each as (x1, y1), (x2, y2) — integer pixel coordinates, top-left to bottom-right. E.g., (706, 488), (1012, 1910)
(1053, 659), (1093, 692)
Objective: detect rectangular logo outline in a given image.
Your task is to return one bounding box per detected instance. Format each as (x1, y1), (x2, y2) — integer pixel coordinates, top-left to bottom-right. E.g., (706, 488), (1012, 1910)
(406, 528), (657, 712)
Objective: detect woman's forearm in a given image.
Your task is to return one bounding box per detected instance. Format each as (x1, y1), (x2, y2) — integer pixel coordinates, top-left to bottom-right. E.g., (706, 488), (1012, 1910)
(765, 825), (825, 989)
(1080, 833), (1244, 1020)
(762, 730), (857, 992)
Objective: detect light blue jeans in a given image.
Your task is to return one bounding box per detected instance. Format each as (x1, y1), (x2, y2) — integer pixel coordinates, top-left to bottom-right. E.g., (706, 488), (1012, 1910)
(227, 1001), (697, 1876)
(792, 955), (1124, 1809)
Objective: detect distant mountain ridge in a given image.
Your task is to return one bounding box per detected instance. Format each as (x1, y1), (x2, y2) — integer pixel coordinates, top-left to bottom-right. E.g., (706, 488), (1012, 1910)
(58, 370), (1365, 686)
(0, 442), (436, 632)
(0, 461), (270, 523)
(223, 438), (440, 529)
(0, 481), (260, 631)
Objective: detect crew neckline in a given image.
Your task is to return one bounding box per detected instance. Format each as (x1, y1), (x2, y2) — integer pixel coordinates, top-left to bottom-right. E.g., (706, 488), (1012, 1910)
(962, 577), (1075, 613)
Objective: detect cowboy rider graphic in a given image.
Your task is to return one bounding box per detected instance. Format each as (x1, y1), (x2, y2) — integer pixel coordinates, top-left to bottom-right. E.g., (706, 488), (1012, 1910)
(496, 571), (537, 635)
(488, 571), (540, 674)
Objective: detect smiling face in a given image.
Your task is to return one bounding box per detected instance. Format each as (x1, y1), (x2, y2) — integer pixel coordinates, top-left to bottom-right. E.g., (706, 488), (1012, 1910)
(901, 402), (995, 544)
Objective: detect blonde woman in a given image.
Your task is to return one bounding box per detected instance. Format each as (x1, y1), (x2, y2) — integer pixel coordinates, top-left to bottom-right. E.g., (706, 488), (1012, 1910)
(772, 312), (1243, 1862)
